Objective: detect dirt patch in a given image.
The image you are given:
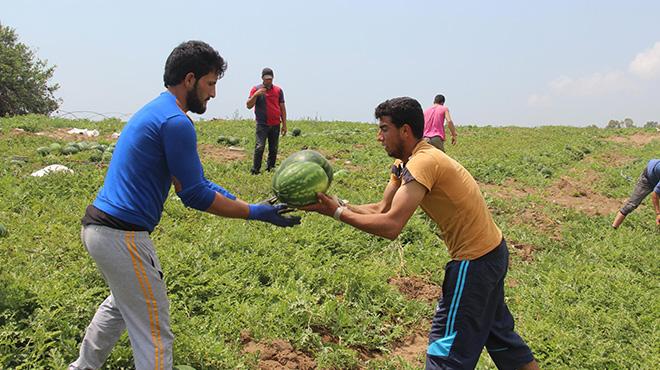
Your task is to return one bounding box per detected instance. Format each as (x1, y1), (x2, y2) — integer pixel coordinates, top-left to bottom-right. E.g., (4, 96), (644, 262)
(509, 241), (536, 262)
(584, 152), (637, 168)
(387, 325), (429, 367)
(198, 143), (247, 161)
(479, 179), (532, 200)
(309, 325), (339, 345)
(389, 276), (441, 303)
(605, 132), (659, 147)
(506, 278), (519, 288)
(241, 331), (316, 370)
(360, 321), (430, 368)
(513, 206), (562, 240)
(545, 172), (621, 216)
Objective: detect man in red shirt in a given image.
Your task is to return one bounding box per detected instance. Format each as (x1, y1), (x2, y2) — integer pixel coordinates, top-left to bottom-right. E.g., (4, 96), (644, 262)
(246, 67), (287, 174)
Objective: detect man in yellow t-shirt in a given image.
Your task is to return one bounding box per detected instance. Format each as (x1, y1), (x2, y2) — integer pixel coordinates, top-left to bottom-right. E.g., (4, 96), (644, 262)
(304, 97), (540, 370)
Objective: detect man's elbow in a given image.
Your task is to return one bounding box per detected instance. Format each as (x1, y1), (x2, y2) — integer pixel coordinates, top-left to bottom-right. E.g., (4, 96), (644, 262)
(382, 224), (403, 240)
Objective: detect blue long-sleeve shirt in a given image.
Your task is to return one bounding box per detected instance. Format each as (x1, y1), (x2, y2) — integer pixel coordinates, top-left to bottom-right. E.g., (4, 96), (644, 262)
(93, 91), (235, 232)
(647, 159), (660, 194)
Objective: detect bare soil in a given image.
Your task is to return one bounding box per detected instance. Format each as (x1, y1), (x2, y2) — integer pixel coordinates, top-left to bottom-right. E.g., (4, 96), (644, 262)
(198, 143), (247, 161)
(605, 132), (659, 147)
(241, 330), (316, 370)
(389, 276), (441, 303)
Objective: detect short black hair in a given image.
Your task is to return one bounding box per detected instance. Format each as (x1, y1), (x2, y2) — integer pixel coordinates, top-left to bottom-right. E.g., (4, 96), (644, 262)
(262, 67), (274, 77)
(163, 41), (227, 87)
(374, 97), (424, 139)
(434, 94), (445, 104)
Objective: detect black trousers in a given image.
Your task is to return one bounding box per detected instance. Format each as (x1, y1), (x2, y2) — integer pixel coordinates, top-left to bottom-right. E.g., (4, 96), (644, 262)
(252, 123), (280, 172)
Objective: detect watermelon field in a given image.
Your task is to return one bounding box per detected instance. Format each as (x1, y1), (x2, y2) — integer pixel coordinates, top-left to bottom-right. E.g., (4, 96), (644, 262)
(0, 115), (658, 369)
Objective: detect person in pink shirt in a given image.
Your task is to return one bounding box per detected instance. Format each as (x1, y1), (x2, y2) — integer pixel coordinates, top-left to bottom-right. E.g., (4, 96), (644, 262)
(423, 94), (457, 152)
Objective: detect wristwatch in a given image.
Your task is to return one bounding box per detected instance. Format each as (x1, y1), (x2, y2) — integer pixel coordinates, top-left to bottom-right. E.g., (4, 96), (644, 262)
(333, 206), (346, 221)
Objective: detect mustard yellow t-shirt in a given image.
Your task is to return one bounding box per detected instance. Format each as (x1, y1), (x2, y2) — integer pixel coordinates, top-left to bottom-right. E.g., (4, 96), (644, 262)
(390, 141), (502, 260)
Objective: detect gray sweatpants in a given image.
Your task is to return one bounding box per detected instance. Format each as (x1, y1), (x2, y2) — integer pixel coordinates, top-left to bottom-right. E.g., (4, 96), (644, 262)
(70, 225), (174, 370)
(621, 169), (654, 215)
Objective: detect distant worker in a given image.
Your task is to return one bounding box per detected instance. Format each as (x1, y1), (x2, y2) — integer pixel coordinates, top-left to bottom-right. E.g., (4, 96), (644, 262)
(423, 94), (457, 152)
(612, 159), (660, 228)
(246, 67), (287, 174)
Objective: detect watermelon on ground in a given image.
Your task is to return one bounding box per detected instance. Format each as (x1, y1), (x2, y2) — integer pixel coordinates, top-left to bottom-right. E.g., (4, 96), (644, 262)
(292, 128), (301, 136)
(228, 137), (240, 145)
(277, 150), (333, 183)
(272, 161), (330, 207)
(0, 224), (7, 237)
(49, 143), (62, 151)
(61, 146), (79, 155)
(37, 147), (51, 156)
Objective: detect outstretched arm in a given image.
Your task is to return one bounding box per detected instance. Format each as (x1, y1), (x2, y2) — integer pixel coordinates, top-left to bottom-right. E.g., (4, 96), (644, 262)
(346, 180), (400, 214)
(304, 180), (427, 240)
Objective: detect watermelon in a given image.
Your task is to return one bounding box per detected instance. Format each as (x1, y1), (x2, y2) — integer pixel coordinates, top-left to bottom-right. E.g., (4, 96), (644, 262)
(228, 137), (240, 145)
(49, 143), (62, 151)
(217, 135), (227, 144)
(37, 147), (51, 156)
(89, 152), (103, 162)
(0, 224), (7, 238)
(277, 150), (333, 183)
(292, 128), (301, 136)
(61, 146), (79, 155)
(272, 161), (329, 206)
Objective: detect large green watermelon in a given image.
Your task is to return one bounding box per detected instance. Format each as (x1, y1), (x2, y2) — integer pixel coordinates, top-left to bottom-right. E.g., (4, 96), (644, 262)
(272, 161), (330, 206)
(277, 150), (333, 183)
(0, 223), (7, 237)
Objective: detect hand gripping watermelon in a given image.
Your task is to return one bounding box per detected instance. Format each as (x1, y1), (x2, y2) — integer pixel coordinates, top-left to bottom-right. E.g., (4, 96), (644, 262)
(272, 161), (331, 207)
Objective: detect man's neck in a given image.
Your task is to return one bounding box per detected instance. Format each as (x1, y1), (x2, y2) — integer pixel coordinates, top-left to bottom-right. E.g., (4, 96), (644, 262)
(401, 139), (423, 164)
(167, 86), (188, 112)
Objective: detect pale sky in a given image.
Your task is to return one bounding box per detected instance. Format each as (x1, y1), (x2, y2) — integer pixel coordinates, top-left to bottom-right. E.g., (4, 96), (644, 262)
(3, 0), (660, 126)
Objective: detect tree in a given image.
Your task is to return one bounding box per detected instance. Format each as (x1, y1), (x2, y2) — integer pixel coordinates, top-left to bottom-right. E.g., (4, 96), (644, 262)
(606, 119), (622, 129)
(644, 121), (658, 129)
(0, 23), (60, 116)
(623, 117), (635, 128)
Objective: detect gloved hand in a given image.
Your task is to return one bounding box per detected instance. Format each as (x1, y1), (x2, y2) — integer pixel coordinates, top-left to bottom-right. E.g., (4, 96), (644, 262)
(248, 203), (301, 227)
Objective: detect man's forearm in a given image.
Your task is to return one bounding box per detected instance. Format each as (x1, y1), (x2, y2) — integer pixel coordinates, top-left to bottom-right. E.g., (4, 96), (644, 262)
(205, 192), (250, 218)
(347, 202), (386, 215)
(339, 209), (402, 240)
(246, 95), (258, 109)
(447, 121), (457, 136)
(653, 192), (660, 214)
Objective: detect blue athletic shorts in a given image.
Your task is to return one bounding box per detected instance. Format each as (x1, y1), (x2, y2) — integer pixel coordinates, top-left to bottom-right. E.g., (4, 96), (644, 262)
(426, 239), (535, 370)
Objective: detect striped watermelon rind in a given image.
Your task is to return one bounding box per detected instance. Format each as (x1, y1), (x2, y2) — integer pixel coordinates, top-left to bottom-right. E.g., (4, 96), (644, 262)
(272, 161), (329, 207)
(277, 150), (333, 183)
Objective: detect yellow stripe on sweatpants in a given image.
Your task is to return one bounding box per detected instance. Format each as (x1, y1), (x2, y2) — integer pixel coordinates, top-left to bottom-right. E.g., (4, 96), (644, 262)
(125, 231), (160, 370)
(131, 232), (164, 370)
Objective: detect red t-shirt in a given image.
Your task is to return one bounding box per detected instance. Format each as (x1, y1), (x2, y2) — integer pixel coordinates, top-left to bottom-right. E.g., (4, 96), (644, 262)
(249, 84), (285, 125)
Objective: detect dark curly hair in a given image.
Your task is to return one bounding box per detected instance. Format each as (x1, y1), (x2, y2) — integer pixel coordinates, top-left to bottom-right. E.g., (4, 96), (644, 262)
(163, 41), (227, 87)
(374, 97), (424, 139)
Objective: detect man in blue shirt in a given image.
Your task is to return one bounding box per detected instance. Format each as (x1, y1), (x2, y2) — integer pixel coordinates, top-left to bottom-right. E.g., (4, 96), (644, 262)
(69, 41), (299, 370)
(612, 159), (660, 228)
